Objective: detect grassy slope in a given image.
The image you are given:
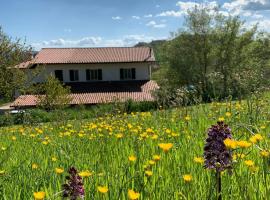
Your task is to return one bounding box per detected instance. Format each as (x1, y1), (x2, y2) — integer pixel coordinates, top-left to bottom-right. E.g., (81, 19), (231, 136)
(0, 96), (269, 199)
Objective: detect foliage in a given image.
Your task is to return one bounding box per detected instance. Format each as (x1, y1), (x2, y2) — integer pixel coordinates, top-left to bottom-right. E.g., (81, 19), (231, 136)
(158, 6), (270, 102)
(1, 95), (270, 199)
(36, 76), (72, 111)
(0, 27), (32, 100)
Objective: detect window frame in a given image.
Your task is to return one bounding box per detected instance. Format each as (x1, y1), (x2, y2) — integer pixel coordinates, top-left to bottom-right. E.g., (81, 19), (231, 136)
(69, 69), (79, 82)
(86, 69), (102, 81)
(120, 68), (136, 80)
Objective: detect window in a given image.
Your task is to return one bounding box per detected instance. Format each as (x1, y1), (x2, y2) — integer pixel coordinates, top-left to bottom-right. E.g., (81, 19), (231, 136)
(69, 70), (79, 81)
(120, 68), (136, 80)
(54, 70), (63, 82)
(86, 69), (102, 81)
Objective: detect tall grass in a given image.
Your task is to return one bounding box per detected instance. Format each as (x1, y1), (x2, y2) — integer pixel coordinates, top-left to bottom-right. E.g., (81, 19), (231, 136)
(0, 96), (269, 199)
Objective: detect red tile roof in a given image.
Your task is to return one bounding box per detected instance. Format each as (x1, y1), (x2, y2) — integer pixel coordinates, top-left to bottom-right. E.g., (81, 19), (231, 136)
(17, 47), (155, 68)
(12, 80), (159, 107)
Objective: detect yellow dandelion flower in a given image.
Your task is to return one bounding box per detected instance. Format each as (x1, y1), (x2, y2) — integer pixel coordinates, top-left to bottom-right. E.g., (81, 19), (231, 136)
(224, 138), (237, 149)
(79, 170), (92, 177)
(153, 155), (161, 161)
(225, 112), (232, 117)
(128, 189), (140, 200)
(51, 157), (57, 162)
(33, 191), (45, 200)
(32, 163), (38, 169)
(0, 170), (5, 175)
(194, 157), (204, 164)
(218, 117), (225, 122)
(148, 160), (155, 165)
(244, 160), (254, 167)
(151, 134), (158, 140)
(237, 141), (252, 148)
(115, 133), (123, 138)
(260, 150), (270, 157)
(97, 186), (108, 194)
(184, 116), (191, 121)
(158, 143), (173, 152)
(11, 136), (16, 141)
(55, 167), (64, 174)
(42, 141), (48, 145)
(183, 174), (192, 182)
(145, 170), (153, 177)
(128, 155), (137, 162)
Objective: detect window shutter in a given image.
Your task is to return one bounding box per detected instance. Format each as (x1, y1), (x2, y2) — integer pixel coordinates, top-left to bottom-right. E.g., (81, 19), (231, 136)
(120, 68), (124, 80)
(132, 68), (136, 79)
(98, 69), (102, 80)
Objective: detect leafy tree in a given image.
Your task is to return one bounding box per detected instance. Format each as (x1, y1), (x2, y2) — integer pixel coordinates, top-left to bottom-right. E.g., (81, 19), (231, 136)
(0, 27), (32, 100)
(160, 6), (270, 102)
(37, 76), (72, 111)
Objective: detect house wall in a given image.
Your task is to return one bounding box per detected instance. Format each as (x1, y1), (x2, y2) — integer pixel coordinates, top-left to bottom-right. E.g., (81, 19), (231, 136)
(31, 62), (151, 83)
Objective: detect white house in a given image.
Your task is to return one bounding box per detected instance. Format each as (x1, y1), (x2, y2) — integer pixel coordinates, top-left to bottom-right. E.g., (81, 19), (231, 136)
(13, 47), (159, 107)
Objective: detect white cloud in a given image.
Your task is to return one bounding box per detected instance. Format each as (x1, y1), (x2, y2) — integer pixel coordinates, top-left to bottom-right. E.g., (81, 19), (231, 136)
(245, 19), (270, 31)
(132, 16), (140, 20)
(31, 35), (166, 50)
(157, 10), (182, 17)
(156, 1), (218, 17)
(222, 0), (270, 16)
(144, 14), (153, 18)
(112, 16), (122, 20)
(146, 20), (166, 28)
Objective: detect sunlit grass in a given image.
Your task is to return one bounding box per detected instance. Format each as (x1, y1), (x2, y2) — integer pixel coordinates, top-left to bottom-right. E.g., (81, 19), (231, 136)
(0, 97), (270, 199)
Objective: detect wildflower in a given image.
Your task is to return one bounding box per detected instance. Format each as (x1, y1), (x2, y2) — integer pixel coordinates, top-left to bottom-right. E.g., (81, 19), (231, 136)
(0, 170), (5, 175)
(218, 117), (225, 122)
(79, 170), (92, 177)
(115, 133), (123, 138)
(237, 141), (252, 148)
(158, 143), (173, 152)
(204, 121), (233, 172)
(260, 150), (270, 157)
(128, 189), (140, 200)
(11, 136), (16, 141)
(97, 186), (108, 194)
(33, 191), (45, 200)
(244, 160), (254, 167)
(42, 141), (48, 145)
(153, 155), (161, 161)
(128, 155), (137, 162)
(55, 167), (64, 174)
(62, 167), (85, 199)
(1, 147), (6, 151)
(185, 116), (191, 121)
(249, 134), (263, 144)
(194, 157), (204, 164)
(52, 157), (57, 162)
(32, 163), (38, 169)
(183, 174), (192, 182)
(145, 170), (153, 177)
(225, 112), (231, 117)
(148, 160), (155, 165)
(224, 138), (237, 149)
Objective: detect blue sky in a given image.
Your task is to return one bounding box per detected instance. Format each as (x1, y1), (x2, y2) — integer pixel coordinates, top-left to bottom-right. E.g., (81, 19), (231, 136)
(1, 0), (270, 50)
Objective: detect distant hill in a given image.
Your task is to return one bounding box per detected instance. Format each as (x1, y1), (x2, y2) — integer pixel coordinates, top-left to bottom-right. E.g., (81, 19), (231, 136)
(134, 40), (167, 62)
(134, 40), (167, 49)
